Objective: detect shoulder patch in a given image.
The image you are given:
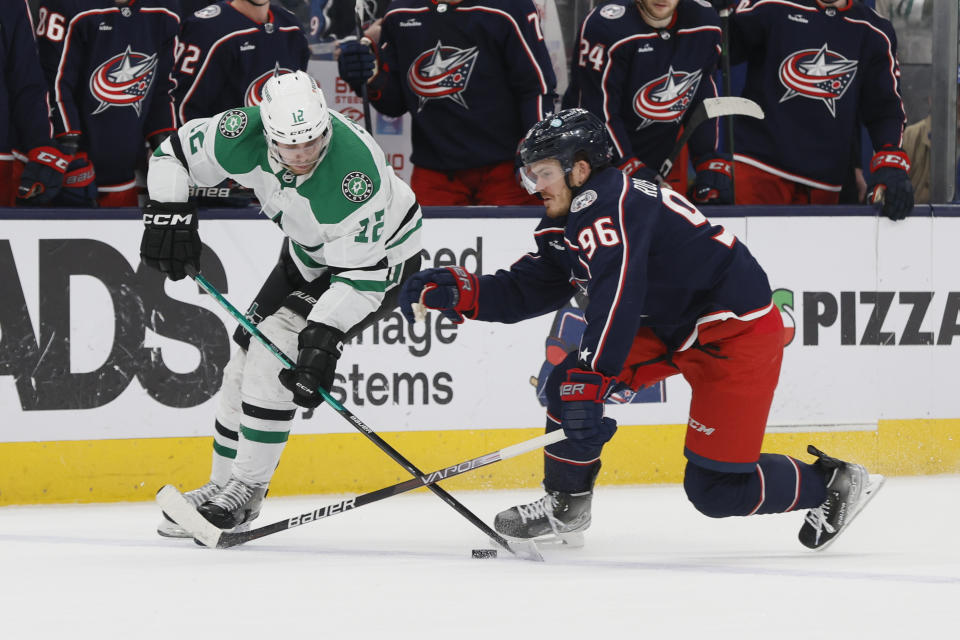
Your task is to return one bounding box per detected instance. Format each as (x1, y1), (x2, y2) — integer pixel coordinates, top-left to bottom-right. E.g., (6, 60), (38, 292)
(570, 189), (598, 213)
(218, 110), (248, 138)
(599, 4), (625, 19)
(194, 4), (220, 18)
(342, 171), (374, 202)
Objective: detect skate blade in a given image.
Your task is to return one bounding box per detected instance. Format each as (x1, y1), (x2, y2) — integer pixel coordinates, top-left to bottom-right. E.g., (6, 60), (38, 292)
(156, 524), (192, 539)
(495, 530), (584, 549)
(155, 485), (224, 548)
(812, 472), (886, 552)
(505, 538), (544, 561)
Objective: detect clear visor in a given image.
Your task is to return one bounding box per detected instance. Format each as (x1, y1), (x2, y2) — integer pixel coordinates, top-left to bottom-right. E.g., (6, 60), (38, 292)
(276, 137), (325, 169)
(273, 125), (331, 172)
(519, 158), (568, 195)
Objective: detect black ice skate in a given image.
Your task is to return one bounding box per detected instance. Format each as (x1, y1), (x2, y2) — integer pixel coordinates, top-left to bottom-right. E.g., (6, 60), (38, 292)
(196, 478), (267, 530)
(494, 489), (593, 547)
(157, 481), (222, 538)
(799, 445), (885, 551)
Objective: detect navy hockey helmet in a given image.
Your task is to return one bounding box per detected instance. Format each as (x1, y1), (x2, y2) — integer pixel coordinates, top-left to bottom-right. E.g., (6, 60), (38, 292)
(518, 109), (613, 193)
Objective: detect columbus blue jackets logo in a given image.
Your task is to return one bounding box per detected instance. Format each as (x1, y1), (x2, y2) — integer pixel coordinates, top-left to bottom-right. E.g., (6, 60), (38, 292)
(407, 41), (479, 111)
(778, 44), (858, 117)
(89, 46), (158, 115)
(632, 67), (702, 129)
(244, 66), (295, 107)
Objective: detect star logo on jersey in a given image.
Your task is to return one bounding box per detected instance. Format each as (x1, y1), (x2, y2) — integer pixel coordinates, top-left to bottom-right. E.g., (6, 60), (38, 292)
(244, 64), (295, 107)
(632, 67), (702, 129)
(407, 41), (479, 111)
(218, 110), (248, 138)
(89, 46), (158, 115)
(342, 172), (374, 202)
(778, 44), (858, 117)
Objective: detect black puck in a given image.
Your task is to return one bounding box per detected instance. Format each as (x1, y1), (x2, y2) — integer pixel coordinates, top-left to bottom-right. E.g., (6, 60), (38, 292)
(471, 548), (498, 559)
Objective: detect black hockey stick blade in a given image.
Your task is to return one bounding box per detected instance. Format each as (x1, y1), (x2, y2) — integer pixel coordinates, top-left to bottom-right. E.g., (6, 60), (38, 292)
(658, 96), (764, 179)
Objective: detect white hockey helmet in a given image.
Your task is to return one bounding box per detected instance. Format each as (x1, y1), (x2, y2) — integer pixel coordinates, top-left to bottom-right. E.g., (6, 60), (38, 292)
(260, 71), (332, 172)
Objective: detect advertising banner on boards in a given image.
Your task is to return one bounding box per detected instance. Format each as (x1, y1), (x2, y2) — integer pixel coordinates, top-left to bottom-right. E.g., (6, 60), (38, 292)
(1, 214), (959, 443)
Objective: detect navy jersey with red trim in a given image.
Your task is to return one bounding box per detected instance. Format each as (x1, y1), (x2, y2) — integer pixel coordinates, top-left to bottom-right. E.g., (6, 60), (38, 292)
(730, 0), (905, 188)
(35, 0), (179, 185)
(563, 0), (722, 168)
(173, 1), (309, 124)
(0, 0), (53, 154)
(474, 167), (772, 376)
(368, 0), (557, 171)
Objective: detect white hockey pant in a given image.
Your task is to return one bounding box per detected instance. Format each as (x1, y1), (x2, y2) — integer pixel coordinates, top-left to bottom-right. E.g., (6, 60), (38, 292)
(209, 307), (306, 487)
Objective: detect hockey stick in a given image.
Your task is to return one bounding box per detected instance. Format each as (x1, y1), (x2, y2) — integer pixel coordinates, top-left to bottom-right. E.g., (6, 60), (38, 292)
(182, 265), (541, 560)
(157, 429), (565, 550)
(355, 0), (374, 134)
(719, 7), (737, 201)
(658, 96), (764, 179)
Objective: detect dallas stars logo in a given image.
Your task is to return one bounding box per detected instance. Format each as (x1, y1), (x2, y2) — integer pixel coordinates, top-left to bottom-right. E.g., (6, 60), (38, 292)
(778, 44), (858, 117)
(342, 171), (373, 202)
(218, 110), (248, 138)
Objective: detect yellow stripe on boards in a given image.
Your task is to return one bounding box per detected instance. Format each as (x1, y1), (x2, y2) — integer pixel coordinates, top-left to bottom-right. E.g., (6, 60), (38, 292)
(1, 419), (959, 505)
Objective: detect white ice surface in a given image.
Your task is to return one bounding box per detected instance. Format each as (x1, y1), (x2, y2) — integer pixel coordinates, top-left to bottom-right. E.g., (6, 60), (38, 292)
(2, 477), (958, 639)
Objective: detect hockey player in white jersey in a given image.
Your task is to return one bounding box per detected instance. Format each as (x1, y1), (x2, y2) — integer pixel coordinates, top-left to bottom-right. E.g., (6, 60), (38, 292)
(142, 71), (423, 535)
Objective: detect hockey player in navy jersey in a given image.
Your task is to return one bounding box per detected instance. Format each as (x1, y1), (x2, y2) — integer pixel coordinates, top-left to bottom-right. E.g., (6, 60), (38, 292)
(34, 0), (181, 206)
(173, 0), (310, 125)
(564, 0), (732, 203)
(399, 109), (884, 550)
(0, 0), (71, 207)
(728, 0), (913, 218)
(336, 0), (557, 205)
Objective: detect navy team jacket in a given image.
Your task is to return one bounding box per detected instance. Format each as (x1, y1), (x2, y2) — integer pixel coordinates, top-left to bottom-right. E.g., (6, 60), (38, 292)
(1, 0), (53, 156)
(173, 1), (309, 123)
(563, 0), (722, 168)
(366, 0), (557, 171)
(36, 0), (180, 187)
(730, 0), (905, 190)
(474, 167), (774, 377)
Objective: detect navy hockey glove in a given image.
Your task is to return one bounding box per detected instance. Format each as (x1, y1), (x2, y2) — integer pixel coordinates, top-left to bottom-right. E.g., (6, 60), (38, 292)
(16, 146), (71, 205)
(399, 266), (479, 324)
(867, 148), (914, 221)
(140, 200), (201, 281)
(559, 369), (618, 448)
(690, 154), (733, 205)
(55, 152), (97, 207)
(337, 36), (377, 92)
(278, 322), (344, 409)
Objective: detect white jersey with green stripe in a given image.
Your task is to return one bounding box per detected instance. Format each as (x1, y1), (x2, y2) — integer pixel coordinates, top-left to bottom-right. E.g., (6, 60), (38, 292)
(147, 106), (422, 332)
